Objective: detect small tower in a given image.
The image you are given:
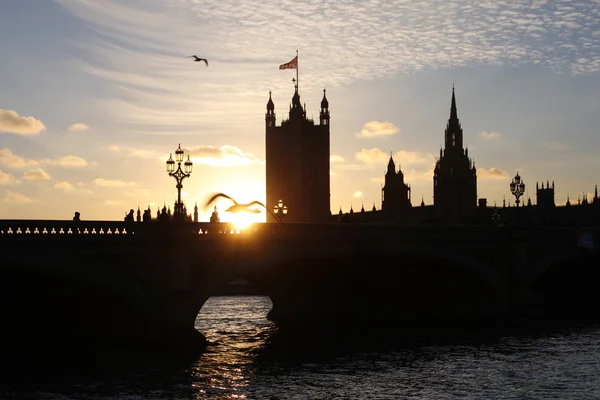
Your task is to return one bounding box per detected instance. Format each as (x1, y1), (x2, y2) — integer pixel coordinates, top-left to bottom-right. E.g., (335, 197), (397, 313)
(536, 180), (555, 209)
(193, 202), (199, 223)
(210, 206), (220, 223)
(136, 206), (141, 222)
(381, 153), (411, 218)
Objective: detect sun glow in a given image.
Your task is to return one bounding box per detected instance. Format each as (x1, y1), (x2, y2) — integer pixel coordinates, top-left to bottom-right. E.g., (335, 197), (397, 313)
(229, 212), (258, 230)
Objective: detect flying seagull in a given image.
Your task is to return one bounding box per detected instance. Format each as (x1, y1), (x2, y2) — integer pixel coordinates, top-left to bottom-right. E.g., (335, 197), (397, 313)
(186, 55), (208, 66)
(205, 193), (265, 214)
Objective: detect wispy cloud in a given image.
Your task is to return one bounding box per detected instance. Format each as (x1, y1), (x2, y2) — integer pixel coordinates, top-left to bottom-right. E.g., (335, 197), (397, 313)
(22, 168), (51, 181)
(185, 145), (262, 166)
(353, 191), (363, 198)
(330, 154), (345, 163)
(0, 149), (40, 168)
(54, 181), (93, 194)
(356, 148), (389, 164)
(0, 149), (89, 169)
(50, 156), (89, 168)
(68, 123), (90, 131)
(2, 189), (33, 203)
(104, 199), (126, 206)
(0, 170), (17, 185)
(355, 148), (433, 166)
(0, 109), (45, 135)
(356, 121), (400, 138)
(56, 0), (600, 135)
(478, 167), (509, 180)
(94, 178), (136, 188)
(479, 131), (501, 140)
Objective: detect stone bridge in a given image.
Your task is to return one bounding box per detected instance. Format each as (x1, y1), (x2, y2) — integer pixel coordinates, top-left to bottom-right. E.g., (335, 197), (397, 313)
(1, 220), (598, 349)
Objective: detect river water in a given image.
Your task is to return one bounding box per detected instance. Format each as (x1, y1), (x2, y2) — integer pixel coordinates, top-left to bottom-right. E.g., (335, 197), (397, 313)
(2, 296), (600, 399)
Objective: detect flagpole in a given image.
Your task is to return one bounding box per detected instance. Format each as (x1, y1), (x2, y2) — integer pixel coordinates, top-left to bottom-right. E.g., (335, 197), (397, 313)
(296, 49), (299, 92)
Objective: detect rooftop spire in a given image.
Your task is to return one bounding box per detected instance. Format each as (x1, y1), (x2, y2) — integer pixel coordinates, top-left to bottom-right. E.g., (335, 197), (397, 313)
(450, 85), (457, 121)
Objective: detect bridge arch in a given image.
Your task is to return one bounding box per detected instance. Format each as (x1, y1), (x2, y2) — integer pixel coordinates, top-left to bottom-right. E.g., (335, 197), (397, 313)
(528, 248), (600, 319)
(249, 246), (508, 326)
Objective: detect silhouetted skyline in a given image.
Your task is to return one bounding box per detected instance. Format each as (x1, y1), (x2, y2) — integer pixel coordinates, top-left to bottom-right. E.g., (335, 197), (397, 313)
(1, 1), (599, 221)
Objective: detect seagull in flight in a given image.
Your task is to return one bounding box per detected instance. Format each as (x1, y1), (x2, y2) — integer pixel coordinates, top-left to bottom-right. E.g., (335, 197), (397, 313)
(205, 193), (265, 214)
(186, 55), (208, 66)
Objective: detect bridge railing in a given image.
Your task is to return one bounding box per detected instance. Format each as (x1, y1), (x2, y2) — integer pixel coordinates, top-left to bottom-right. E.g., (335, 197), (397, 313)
(0, 220), (244, 237)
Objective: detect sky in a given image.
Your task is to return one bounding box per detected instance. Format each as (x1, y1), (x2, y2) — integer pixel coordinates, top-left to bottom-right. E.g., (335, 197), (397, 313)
(1, 0), (599, 222)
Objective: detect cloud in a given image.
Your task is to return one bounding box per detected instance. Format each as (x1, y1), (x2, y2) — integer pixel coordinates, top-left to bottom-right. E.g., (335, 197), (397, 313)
(54, 181), (93, 194)
(2, 189), (33, 203)
(50, 156), (89, 168)
(22, 168), (51, 181)
(0, 148), (40, 168)
(68, 123), (90, 131)
(0, 170), (16, 185)
(478, 167), (509, 180)
(356, 121), (400, 138)
(108, 145), (121, 152)
(480, 131), (501, 139)
(0, 109), (45, 135)
(370, 177), (384, 184)
(94, 178), (136, 187)
(353, 191), (363, 198)
(185, 145), (262, 167)
(355, 148), (433, 166)
(330, 154), (345, 163)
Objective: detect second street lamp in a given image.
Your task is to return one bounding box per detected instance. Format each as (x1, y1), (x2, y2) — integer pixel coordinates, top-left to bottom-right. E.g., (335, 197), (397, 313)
(166, 144), (193, 220)
(509, 172), (525, 207)
(273, 199), (288, 223)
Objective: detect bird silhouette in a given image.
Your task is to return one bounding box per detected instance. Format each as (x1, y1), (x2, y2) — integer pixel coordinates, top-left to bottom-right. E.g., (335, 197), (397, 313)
(205, 193), (265, 214)
(186, 55), (208, 66)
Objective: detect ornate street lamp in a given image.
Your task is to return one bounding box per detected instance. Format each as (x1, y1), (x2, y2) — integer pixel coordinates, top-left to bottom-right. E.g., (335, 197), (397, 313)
(166, 144), (193, 220)
(273, 199), (288, 223)
(509, 172), (525, 207)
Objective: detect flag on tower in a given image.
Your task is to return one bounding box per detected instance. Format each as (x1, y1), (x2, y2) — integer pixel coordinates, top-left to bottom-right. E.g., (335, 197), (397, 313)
(279, 56), (298, 70)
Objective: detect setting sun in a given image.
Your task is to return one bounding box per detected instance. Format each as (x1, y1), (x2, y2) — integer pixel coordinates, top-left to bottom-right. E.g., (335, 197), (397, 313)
(230, 212), (258, 230)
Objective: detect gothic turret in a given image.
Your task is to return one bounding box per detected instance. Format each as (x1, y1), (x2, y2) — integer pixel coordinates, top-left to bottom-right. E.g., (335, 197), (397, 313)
(266, 91), (275, 128)
(289, 87), (305, 120)
(319, 88), (330, 126)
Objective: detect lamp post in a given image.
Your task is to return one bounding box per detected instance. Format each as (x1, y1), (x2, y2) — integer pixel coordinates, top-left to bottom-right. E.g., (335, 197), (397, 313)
(166, 144), (193, 220)
(509, 172), (525, 207)
(273, 199), (288, 222)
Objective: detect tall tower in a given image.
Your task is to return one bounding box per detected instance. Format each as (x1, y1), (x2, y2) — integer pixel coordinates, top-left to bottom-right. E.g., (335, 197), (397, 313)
(265, 87), (331, 222)
(433, 87), (477, 223)
(382, 153), (411, 219)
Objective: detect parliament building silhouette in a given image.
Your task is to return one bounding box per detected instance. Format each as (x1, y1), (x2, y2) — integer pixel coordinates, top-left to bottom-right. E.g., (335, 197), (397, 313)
(265, 85), (600, 226)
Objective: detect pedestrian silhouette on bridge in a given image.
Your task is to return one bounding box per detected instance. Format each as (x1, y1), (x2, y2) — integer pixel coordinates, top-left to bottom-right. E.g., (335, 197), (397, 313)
(124, 209), (135, 222)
